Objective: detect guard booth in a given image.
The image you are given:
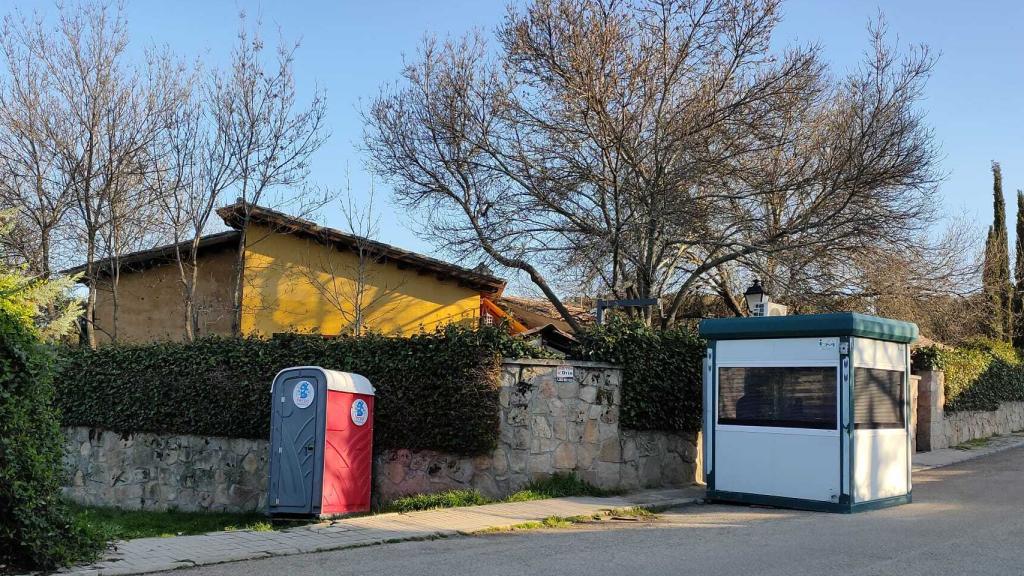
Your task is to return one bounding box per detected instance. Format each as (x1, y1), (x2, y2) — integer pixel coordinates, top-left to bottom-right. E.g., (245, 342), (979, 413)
(268, 367), (375, 517)
(699, 313), (917, 513)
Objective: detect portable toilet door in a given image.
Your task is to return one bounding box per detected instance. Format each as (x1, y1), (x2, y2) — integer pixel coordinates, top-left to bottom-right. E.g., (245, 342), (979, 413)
(268, 366), (375, 517)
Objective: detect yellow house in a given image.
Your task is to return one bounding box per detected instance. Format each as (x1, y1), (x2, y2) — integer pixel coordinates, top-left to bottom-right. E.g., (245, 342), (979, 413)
(76, 202), (506, 343)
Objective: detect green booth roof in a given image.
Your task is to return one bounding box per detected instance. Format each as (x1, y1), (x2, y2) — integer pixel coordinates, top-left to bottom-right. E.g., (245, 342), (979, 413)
(698, 312), (918, 343)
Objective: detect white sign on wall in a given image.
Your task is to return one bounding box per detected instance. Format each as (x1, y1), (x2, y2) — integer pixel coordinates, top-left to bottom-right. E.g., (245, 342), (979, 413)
(555, 365), (575, 381)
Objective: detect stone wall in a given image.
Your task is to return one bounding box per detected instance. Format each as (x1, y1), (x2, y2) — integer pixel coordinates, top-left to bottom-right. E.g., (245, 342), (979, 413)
(916, 370), (946, 451)
(62, 427), (268, 512)
(373, 359), (698, 501)
(942, 402), (1024, 448)
(62, 359), (699, 511)
(915, 369), (1024, 451)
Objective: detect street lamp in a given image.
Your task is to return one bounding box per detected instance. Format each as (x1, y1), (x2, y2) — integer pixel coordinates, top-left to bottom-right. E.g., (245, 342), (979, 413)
(743, 279), (768, 316)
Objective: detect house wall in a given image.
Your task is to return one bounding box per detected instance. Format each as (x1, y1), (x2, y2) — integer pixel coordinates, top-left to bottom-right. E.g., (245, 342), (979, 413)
(91, 248), (237, 344)
(240, 224), (483, 337)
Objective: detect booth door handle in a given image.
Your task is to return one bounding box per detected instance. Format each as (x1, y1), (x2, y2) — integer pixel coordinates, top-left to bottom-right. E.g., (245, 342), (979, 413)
(305, 443), (315, 452)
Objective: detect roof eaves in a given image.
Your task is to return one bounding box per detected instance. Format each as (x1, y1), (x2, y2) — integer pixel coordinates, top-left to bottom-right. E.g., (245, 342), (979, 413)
(62, 230), (241, 279)
(217, 202), (507, 294)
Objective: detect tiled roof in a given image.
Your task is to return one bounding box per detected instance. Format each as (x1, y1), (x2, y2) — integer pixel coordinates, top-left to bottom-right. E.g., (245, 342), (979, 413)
(217, 202), (506, 294)
(64, 230), (241, 277)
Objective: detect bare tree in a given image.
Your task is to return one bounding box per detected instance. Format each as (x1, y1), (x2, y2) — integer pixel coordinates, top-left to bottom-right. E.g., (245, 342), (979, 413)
(99, 183), (155, 342)
(0, 11), (75, 277)
(98, 48), (192, 341)
(151, 57), (240, 341)
(296, 176), (405, 335)
(710, 210), (980, 326)
(0, 3), (181, 346)
(0, 4), (329, 343)
(365, 0), (942, 331)
(212, 12), (328, 335)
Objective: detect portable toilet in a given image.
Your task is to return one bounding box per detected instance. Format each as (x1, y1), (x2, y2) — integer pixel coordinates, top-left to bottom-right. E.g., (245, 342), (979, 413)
(699, 313), (917, 513)
(268, 367), (375, 517)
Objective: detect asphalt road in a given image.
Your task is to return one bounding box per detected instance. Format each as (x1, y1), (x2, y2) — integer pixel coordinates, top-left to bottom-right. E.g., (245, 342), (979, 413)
(175, 446), (1024, 576)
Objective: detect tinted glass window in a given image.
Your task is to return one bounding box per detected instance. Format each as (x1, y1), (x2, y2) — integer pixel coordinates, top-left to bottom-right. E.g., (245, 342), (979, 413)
(854, 368), (904, 429)
(718, 367), (837, 430)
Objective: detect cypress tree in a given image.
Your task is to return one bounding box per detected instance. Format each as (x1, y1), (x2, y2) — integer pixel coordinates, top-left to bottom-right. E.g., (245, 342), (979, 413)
(1014, 190), (1024, 348)
(982, 162), (1012, 341)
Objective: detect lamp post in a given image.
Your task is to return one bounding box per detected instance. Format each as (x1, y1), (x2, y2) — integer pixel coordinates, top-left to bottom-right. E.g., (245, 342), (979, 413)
(743, 279), (769, 316)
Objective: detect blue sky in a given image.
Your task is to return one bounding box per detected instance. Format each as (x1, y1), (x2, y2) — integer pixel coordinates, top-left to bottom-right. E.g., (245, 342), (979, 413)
(5, 0), (1023, 271)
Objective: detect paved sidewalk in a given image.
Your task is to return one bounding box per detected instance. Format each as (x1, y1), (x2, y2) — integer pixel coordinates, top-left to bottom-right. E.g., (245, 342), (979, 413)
(61, 487), (702, 576)
(913, 431), (1024, 471)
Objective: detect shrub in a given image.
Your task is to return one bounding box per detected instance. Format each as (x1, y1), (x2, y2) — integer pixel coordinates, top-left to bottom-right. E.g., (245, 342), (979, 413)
(574, 320), (704, 432)
(57, 325), (540, 455)
(913, 338), (1024, 412)
(0, 286), (104, 570)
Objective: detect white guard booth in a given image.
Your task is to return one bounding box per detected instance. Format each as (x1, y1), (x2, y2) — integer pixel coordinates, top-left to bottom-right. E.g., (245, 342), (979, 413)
(699, 312), (918, 513)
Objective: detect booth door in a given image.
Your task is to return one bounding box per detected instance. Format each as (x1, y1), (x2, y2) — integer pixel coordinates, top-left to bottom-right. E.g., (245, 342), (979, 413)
(852, 339), (910, 503)
(713, 340), (841, 503)
(269, 371), (325, 514)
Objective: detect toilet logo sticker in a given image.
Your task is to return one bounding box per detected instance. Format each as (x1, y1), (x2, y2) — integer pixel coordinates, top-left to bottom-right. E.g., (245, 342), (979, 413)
(351, 399), (369, 426)
(293, 380), (315, 409)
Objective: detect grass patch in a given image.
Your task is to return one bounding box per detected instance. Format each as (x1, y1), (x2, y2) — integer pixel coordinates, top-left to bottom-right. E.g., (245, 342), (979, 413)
(384, 489), (492, 513)
(954, 437), (992, 450)
(607, 506), (656, 520)
(505, 473), (620, 502)
(476, 515), (590, 534)
(235, 521), (275, 532)
(71, 505), (276, 540)
(383, 473), (616, 513)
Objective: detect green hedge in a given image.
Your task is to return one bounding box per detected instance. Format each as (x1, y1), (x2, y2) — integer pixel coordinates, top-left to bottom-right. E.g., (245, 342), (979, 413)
(913, 338), (1024, 412)
(57, 325), (539, 456)
(574, 320), (704, 432)
(1, 291), (103, 569)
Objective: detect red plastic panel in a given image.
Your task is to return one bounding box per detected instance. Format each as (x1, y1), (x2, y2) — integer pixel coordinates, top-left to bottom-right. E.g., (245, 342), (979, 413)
(320, 390), (374, 515)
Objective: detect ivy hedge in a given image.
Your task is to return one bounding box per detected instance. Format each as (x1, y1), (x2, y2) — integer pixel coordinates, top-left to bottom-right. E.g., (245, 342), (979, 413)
(1, 284), (103, 569)
(56, 325), (541, 456)
(57, 319), (707, 455)
(913, 338), (1024, 412)
(575, 320), (704, 432)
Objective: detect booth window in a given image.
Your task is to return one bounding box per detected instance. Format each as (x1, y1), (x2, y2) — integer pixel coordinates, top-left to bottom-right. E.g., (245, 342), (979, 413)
(718, 367), (837, 429)
(854, 368), (904, 429)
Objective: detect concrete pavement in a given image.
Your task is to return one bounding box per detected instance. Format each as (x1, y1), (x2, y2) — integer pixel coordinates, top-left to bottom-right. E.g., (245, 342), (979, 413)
(60, 487), (701, 576)
(165, 443), (1024, 576)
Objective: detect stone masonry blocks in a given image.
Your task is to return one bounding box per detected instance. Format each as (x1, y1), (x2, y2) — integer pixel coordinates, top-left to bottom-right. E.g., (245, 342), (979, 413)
(373, 360), (698, 501)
